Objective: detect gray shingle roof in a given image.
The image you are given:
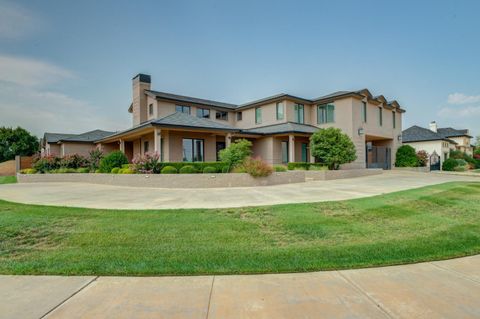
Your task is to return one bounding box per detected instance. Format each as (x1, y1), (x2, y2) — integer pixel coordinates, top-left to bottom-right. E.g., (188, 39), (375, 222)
(146, 90), (238, 109)
(402, 126), (457, 144)
(242, 122), (319, 135)
(60, 130), (116, 143)
(437, 127), (471, 138)
(152, 112), (238, 131)
(44, 133), (77, 143)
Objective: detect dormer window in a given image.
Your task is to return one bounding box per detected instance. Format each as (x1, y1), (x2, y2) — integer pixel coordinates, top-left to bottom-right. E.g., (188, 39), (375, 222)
(294, 104), (304, 124)
(196, 108), (210, 119)
(216, 111), (228, 121)
(148, 104), (153, 116)
(176, 105), (191, 114)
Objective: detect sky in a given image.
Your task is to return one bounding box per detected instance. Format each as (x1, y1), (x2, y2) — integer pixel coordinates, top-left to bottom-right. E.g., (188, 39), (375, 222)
(0, 0), (479, 140)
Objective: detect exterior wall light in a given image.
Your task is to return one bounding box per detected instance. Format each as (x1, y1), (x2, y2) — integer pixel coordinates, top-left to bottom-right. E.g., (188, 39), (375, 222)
(397, 134), (402, 141)
(358, 128), (365, 136)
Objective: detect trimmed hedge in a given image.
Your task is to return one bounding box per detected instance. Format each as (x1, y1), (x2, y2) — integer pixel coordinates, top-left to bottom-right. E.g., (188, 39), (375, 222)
(179, 165), (197, 174)
(157, 162), (226, 173)
(287, 162), (328, 170)
(161, 166), (178, 174)
(203, 166), (217, 173)
(273, 165), (287, 172)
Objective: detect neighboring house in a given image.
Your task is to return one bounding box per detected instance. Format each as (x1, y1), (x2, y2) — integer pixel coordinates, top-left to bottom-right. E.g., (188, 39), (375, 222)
(402, 121), (473, 164)
(95, 73), (405, 169)
(42, 130), (115, 157)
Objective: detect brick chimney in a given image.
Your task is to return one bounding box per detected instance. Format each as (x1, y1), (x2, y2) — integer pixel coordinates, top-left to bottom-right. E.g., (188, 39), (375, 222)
(132, 74), (151, 126)
(429, 121), (437, 133)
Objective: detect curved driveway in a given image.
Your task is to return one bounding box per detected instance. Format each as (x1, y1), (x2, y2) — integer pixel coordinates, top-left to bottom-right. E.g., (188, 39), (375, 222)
(0, 171), (478, 209)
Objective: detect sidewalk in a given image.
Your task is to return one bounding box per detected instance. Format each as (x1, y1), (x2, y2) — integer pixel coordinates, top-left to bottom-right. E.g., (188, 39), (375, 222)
(1, 255), (479, 319)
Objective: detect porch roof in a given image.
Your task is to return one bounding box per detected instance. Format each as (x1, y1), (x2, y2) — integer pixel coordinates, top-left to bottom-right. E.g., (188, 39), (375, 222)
(58, 130), (116, 143)
(242, 122), (319, 135)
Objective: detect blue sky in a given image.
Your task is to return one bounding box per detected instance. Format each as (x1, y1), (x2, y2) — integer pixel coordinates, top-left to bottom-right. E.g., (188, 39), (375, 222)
(0, 0), (479, 139)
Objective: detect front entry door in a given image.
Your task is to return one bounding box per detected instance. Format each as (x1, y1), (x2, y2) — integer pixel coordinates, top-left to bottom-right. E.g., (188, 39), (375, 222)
(216, 142), (226, 161)
(366, 144), (391, 170)
(430, 151), (441, 171)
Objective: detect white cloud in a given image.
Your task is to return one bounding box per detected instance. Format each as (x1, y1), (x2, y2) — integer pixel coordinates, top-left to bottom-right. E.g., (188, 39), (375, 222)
(438, 105), (480, 118)
(0, 55), (73, 87)
(447, 93), (480, 105)
(0, 1), (39, 38)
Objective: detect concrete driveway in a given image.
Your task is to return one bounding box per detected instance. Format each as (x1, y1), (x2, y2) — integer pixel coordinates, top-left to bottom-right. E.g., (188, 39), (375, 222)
(0, 171), (478, 209)
(1, 255), (479, 319)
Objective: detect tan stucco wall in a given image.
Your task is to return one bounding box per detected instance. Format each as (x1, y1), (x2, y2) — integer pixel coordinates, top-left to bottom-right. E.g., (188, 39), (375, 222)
(46, 143), (61, 156)
(235, 100), (288, 129)
(167, 131), (218, 162)
(403, 140), (452, 163)
(132, 78), (150, 126)
(252, 137), (274, 163)
(61, 142), (95, 157)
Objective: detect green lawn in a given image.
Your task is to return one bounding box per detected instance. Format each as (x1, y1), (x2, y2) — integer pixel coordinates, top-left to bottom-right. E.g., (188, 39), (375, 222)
(0, 182), (479, 276)
(0, 176), (17, 184)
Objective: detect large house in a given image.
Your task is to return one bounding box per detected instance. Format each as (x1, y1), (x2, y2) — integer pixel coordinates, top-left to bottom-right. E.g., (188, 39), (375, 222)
(92, 74), (405, 169)
(41, 130), (115, 157)
(402, 122), (474, 163)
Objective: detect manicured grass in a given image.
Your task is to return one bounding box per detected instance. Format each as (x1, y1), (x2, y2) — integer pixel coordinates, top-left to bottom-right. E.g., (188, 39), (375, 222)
(0, 182), (479, 276)
(0, 176), (16, 184)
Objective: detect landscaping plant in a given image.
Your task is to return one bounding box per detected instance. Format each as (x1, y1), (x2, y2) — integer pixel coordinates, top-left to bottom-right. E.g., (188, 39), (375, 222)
(442, 158), (458, 171)
(219, 139), (252, 172)
(88, 148), (104, 171)
(132, 152), (161, 174)
(416, 150), (429, 167)
(33, 155), (61, 173)
(59, 154), (88, 169)
(240, 156), (273, 177)
(0, 126), (39, 162)
(179, 165), (197, 174)
(161, 166), (177, 174)
(98, 151), (128, 173)
(310, 128), (356, 170)
(395, 145), (419, 167)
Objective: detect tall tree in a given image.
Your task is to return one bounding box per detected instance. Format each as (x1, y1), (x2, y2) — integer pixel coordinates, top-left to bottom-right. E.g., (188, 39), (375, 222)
(0, 127), (39, 162)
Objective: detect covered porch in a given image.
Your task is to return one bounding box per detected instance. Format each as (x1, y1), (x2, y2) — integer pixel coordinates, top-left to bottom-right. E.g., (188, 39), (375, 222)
(365, 134), (394, 169)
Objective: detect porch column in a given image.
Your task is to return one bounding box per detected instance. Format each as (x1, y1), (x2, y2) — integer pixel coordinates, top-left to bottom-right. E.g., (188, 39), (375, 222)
(288, 135), (295, 163)
(119, 139), (125, 153)
(226, 133), (232, 148)
(309, 149), (315, 163)
(154, 127), (162, 160)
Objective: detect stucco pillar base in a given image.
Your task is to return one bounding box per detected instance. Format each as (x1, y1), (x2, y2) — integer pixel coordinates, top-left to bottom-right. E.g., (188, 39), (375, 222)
(288, 135), (295, 163)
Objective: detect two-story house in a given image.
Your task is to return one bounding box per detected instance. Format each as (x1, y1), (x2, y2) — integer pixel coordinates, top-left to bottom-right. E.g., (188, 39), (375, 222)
(95, 74), (405, 169)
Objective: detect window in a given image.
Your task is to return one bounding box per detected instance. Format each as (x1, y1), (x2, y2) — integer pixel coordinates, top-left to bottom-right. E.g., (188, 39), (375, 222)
(237, 112), (242, 121)
(281, 141), (289, 163)
(317, 104), (335, 124)
(361, 101), (367, 122)
(175, 105), (191, 114)
(255, 107), (262, 124)
(392, 111), (396, 129)
(148, 103), (153, 116)
(182, 138), (204, 162)
(143, 141), (149, 153)
(378, 107), (383, 126)
(294, 104), (304, 124)
(196, 108), (210, 119)
(276, 102), (284, 120)
(216, 111), (228, 121)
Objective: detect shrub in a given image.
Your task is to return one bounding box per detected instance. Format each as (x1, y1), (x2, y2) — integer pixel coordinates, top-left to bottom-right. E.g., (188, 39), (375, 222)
(60, 154), (88, 169)
(179, 165), (197, 174)
(99, 151), (128, 173)
(111, 167), (120, 174)
(219, 139), (252, 171)
(310, 128), (357, 170)
(56, 168), (77, 173)
(449, 150), (464, 159)
(442, 158), (458, 171)
(309, 164), (328, 171)
(395, 145), (419, 167)
(132, 152), (161, 174)
(119, 168), (135, 174)
(88, 148), (104, 171)
(203, 166), (217, 174)
(241, 157), (273, 177)
(287, 162), (310, 170)
(221, 165), (230, 173)
(273, 165), (287, 172)
(95, 169), (101, 173)
(231, 166), (246, 173)
(77, 167), (90, 173)
(20, 168), (37, 174)
(33, 155), (61, 173)
(416, 150), (429, 167)
(161, 166), (177, 174)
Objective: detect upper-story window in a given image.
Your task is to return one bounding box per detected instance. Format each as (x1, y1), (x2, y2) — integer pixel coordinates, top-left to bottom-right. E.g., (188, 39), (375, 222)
(176, 105), (191, 114)
(294, 104), (304, 124)
(317, 104), (335, 124)
(392, 111), (396, 129)
(378, 107), (383, 126)
(196, 108), (210, 119)
(237, 112), (242, 121)
(255, 107), (262, 124)
(216, 111), (228, 121)
(361, 101), (367, 123)
(276, 102), (284, 120)
(148, 103), (154, 116)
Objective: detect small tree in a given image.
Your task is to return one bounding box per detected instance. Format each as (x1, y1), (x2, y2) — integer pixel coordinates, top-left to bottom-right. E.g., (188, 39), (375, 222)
(310, 128), (357, 170)
(416, 150), (429, 167)
(98, 151), (128, 173)
(0, 126), (39, 162)
(219, 139), (252, 171)
(395, 145), (418, 167)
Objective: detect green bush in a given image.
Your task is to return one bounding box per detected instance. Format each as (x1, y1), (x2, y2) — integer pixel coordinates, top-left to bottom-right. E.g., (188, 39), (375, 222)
(310, 128), (357, 170)
(99, 151), (128, 173)
(55, 168), (77, 173)
(95, 169), (101, 173)
(179, 165), (197, 174)
(442, 158), (458, 171)
(219, 139), (252, 171)
(111, 167), (120, 174)
(241, 157), (273, 177)
(309, 164), (328, 171)
(273, 165), (287, 172)
(119, 168), (135, 174)
(203, 166), (217, 174)
(88, 148), (104, 171)
(395, 145), (419, 167)
(221, 165), (230, 173)
(60, 154), (88, 169)
(77, 167), (90, 173)
(287, 162), (327, 170)
(157, 162), (226, 173)
(161, 166), (177, 174)
(231, 166), (246, 173)
(20, 168), (37, 174)
(33, 155), (61, 173)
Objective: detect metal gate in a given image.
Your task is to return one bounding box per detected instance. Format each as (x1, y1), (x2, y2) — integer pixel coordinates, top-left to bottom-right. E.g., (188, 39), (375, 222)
(430, 151), (441, 171)
(366, 144), (391, 170)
